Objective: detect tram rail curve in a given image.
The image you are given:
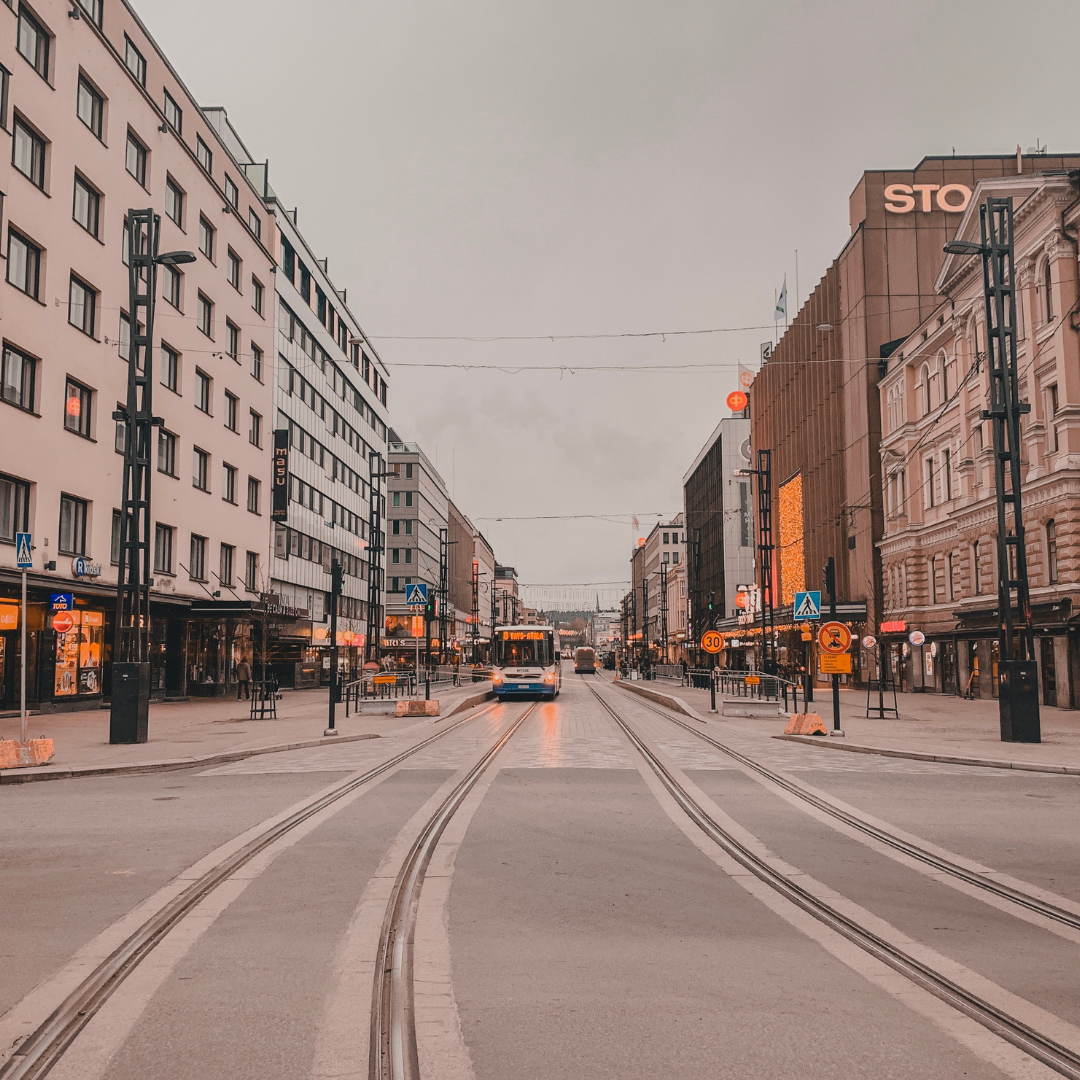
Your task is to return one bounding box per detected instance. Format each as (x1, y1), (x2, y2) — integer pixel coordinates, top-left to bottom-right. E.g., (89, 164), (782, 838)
(613, 682), (1080, 933)
(371, 700), (536, 1080)
(584, 677), (1080, 1080)
(0, 700), (506, 1080)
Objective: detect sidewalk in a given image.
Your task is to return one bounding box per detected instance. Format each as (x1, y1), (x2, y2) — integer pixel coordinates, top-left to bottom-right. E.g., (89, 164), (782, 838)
(0, 682), (493, 784)
(614, 676), (1080, 774)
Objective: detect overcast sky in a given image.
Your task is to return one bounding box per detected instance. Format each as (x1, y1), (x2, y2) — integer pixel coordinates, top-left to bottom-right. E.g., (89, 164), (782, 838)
(140, 0), (1080, 608)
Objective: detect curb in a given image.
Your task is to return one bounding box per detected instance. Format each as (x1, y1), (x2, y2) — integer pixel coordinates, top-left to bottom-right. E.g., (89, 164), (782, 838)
(438, 688), (495, 720)
(0, 732), (383, 785)
(773, 733), (1080, 775)
(613, 679), (707, 722)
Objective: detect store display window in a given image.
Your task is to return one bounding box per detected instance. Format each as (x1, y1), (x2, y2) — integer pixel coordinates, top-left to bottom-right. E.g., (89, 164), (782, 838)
(54, 609), (104, 696)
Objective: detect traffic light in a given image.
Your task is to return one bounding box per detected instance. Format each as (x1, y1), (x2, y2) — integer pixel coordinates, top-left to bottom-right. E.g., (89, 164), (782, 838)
(424, 596), (437, 619)
(707, 590), (715, 613)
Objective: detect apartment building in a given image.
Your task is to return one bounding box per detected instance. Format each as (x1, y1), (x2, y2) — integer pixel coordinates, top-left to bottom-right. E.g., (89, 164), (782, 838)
(0, 0), (275, 707)
(639, 514), (684, 653)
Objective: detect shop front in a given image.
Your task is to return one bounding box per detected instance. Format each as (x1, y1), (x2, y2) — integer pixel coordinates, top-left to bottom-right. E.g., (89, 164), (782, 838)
(186, 600), (258, 697)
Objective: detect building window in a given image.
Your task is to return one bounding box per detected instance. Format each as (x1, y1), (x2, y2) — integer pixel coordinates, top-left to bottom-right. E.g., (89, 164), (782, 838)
(392, 520), (400, 535)
(68, 276), (97, 337)
(405, 463), (414, 479)
(197, 293), (213, 337)
(972, 539), (982, 595)
(196, 135), (212, 174)
(251, 343), (263, 382)
(154, 523), (173, 574)
(74, 0), (102, 27)
(58, 494), (88, 555)
(942, 447), (952, 502)
(13, 117), (45, 188)
(219, 543), (234, 588)
(1044, 260), (1054, 322)
(404, 519), (413, 535)
(247, 476), (260, 514)
(192, 447), (209, 491)
(73, 174), (100, 237)
(947, 551), (955, 601)
(198, 215), (214, 260)
(227, 249), (240, 289)
(110, 508), (122, 565)
(165, 177), (184, 227)
(245, 551), (258, 591)
(405, 548), (412, 564)
(226, 320), (239, 360)
(924, 457), (935, 508)
(1047, 520), (1059, 585)
(392, 492), (400, 507)
(162, 90), (182, 134)
(673, 551), (680, 564)
(405, 491), (413, 507)
(1048, 384), (1060, 453)
(125, 131), (147, 186)
(123, 35), (145, 85)
(189, 534), (207, 581)
(247, 208), (261, 238)
(248, 409), (261, 447)
(0, 473), (30, 541)
(76, 75), (103, 139)
(252, 276), (264, 315)
(299, 262), (311, 303)
(224, 390), (238, 431)
(155, 429), (175, 475)
(160, 344), (179, 392)
(222, 462), (236, 503)
(224, 174), (239, 209)
(929, 555), (937, 604)
(17, 7), (50, 80)
(64, 378), (92, 437)
(162, 263), (181, 309)
(195, 368), (211, 413)
(1, 344), (35, 411)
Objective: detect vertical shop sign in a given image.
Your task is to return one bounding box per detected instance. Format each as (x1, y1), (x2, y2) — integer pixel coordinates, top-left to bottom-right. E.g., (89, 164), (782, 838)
(272, 429), (289, 522)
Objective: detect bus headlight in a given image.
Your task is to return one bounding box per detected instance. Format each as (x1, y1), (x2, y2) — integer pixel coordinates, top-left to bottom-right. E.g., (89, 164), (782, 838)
(544, 672), (555, 682)
(492, 672), (502, 683)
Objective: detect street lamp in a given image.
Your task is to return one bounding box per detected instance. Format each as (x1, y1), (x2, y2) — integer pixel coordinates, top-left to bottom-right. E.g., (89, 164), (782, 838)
(110, 209), (195, 744)
(942, 240), (988, 256)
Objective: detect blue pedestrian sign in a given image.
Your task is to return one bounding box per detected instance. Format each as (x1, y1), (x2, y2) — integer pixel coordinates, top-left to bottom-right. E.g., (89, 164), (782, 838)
(15, 532), (32, 569)
(793, 591), (821, 621)
(405, 583), (428, 606)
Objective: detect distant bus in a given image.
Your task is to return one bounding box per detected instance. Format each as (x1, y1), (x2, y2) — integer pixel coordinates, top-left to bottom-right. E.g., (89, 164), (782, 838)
(574, 647), (597, 674)
(492, 626), (561, 699)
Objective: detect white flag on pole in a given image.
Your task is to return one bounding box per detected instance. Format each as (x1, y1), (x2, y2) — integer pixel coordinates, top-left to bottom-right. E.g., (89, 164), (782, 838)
(774, 277), (787, 322)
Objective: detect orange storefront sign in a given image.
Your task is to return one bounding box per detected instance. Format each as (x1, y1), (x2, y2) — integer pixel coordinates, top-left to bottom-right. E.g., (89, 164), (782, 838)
(0, 604), (19, 630)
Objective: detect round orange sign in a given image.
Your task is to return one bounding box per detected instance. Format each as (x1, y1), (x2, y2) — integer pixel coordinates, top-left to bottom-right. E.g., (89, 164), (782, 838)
(701, 630), (724, 654)
(52, 611), (74, 634)
(817, 621), (852, 654)
(726, 390), (748, 412)
(734, 590), (749, 609)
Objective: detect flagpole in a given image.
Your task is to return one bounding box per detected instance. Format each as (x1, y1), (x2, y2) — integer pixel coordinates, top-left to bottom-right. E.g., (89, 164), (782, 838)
(773, 291), (778, 346)
(795, 250), (799, 323)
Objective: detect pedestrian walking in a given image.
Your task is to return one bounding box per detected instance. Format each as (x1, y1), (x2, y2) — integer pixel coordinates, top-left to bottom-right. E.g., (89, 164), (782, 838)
(236, 658), (252, 700)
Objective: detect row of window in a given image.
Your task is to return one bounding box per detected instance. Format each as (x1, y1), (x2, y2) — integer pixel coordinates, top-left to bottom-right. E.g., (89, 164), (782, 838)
(272, 525), (364, 580)
(0, 472), (258, 590)
(280, 356), (378, 465)
(288, 474), (364, 536)
(279, 300), (386, 434)
(286, 417), (368, 499)
(278, 243), (387, 408)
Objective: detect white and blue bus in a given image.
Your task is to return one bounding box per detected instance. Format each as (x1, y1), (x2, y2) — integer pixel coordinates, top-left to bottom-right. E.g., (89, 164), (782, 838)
(491, 626), (561, 699)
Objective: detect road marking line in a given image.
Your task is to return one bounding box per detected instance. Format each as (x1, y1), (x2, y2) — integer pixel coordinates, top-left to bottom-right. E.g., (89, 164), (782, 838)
(612, 714), (1068, 1080)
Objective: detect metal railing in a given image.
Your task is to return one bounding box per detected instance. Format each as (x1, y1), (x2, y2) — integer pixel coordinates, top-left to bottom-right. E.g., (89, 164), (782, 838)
(652, 664), (686, 682)
(716, 669), (802, 712)
(342, 672), (417, 716)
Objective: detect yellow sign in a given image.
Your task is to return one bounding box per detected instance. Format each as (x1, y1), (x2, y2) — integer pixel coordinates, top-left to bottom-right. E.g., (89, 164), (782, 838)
(820, 653), (852, 674)
(818, 621), (852, 654)
(0, 605), (18, 630)
(701, 630), (724, 654)
(745, 675), (761, 685)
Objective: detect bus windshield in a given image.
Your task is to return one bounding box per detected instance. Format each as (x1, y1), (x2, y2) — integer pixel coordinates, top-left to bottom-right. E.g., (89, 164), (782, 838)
(495, 632), (553, 668)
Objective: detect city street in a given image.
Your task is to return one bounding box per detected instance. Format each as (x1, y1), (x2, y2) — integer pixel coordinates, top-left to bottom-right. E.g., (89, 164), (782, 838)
(3, 673), (1078, 1079)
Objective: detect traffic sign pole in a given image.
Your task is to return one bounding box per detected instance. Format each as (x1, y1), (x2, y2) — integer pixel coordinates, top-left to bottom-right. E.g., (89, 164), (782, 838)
(20, 569), (27, 743)
(825, 558), (842, 736)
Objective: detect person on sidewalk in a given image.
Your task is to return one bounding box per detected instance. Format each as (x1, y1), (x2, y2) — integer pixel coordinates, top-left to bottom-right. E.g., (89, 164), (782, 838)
(236, 658), (252, 700)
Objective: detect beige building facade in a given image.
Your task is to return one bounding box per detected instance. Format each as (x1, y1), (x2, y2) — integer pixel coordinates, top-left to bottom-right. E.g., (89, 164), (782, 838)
(878, 171), (1080, 706)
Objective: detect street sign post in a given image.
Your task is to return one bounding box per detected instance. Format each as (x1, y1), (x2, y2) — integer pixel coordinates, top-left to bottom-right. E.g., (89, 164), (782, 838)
(15, 533), (30, 742)
(817, 621), (852, 653)
(793, 591), (821, 621)
(701, 630), (724, 654)
(405, 583), (428, 606)
(819, 654), (852, 675)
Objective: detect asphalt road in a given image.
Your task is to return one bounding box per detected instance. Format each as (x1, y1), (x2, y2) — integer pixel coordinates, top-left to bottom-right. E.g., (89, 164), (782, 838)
(2, 674), (1078, 1080)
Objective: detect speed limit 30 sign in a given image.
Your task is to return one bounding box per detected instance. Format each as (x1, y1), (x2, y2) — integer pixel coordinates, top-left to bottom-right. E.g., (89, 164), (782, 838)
(701, 630), (725, 654)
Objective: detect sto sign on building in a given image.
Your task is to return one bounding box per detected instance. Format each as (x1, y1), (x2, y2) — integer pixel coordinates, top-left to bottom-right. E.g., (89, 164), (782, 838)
(884, 184), (972, 214)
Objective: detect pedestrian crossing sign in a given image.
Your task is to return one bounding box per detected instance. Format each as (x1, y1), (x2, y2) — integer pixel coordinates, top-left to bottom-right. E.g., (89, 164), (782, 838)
(15, 532), (32, 569)
(793, 590), (821, 621)
(405, 583), (428, 606)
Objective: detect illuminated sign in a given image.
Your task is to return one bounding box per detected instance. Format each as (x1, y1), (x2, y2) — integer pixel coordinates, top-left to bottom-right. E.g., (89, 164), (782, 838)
(0, 605), (18, 630)
(726, 390), (748, 411)
(879, 620), (907, 633)
(884, 183), (971, 214)
(272, 429), (289, 521)
(777, 473), (805, 606)
(498, 631), (545, 641)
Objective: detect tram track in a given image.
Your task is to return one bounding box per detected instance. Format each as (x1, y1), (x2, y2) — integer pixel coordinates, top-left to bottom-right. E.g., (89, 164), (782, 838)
(614, 683), (1080, 933)
(0, 700), (505, 1080)
(585, 677), (1080, 1080)
(370, 700), (536, 1080)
